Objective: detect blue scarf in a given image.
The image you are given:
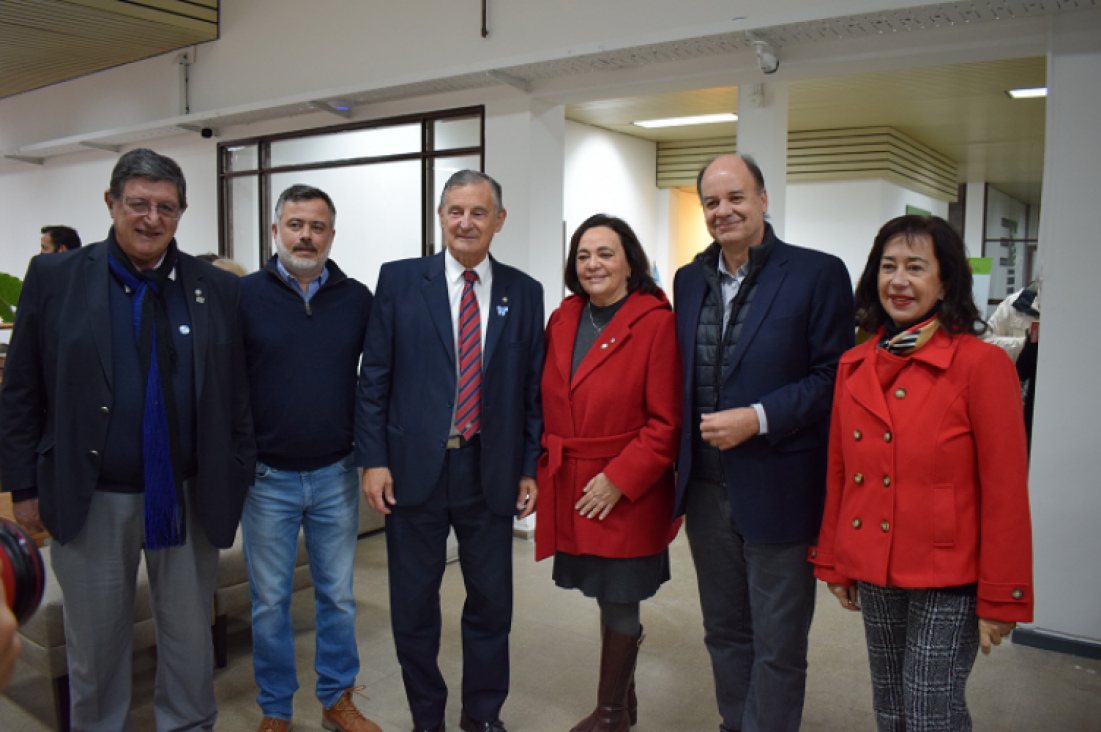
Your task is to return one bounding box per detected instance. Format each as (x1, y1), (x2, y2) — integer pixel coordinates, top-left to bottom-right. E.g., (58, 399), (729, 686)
(107, 237), (184, 550)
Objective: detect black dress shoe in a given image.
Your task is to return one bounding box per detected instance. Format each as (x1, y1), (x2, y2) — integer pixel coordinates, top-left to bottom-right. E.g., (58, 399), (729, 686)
(412, 724), (444, 732)
(459, 711), (507, 732)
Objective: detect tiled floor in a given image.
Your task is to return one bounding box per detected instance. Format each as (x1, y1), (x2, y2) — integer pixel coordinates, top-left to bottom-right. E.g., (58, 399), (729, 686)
(4, 531), (1100, 731)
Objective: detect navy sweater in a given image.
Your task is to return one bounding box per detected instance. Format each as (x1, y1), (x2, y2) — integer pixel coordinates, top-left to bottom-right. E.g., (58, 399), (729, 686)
(240, 257), (372, 471)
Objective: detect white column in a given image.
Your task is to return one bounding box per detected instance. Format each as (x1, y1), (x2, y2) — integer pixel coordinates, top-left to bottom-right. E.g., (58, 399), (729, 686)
(736, 81), (789, 239)
(963, 181), (986, 257)
(1026, 8), (1101, 646)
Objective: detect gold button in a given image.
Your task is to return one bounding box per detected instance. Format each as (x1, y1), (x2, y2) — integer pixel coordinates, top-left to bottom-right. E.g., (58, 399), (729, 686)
(853, 430), (862, 441)
(100, 406), (110, 414)
(1011, 587), (1024, 600)
(884, 432), (892, 443)
(89, 450), (99, 457)
(882, 476), (891, 487)
(600, 343), (608, 349)
(881, 520), (890, 532)
(895, 388), (907, 399)
(852, 518), (862, 529)
(810, 549), (818, 558)
(854, 473), (864, 485)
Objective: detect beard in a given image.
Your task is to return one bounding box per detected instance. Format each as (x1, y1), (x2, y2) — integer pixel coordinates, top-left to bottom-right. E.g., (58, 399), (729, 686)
(275, 237), (329, 279)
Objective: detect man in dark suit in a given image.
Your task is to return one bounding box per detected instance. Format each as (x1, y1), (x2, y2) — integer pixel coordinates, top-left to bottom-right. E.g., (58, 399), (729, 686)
(0, 148), (255, 732)
(357, 170), (543, 732)
(673, 154), (854, 732)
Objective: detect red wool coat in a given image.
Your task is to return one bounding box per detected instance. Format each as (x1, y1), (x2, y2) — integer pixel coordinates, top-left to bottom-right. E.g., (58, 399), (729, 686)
(811, 329), (1034, 622)
(535, 290), (682, 562)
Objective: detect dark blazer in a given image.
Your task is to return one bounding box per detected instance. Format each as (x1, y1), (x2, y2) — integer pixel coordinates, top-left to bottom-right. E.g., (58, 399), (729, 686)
(356, 251), (544, 517)
(0, 239), (256, 548)
(673, 228), (854, 544)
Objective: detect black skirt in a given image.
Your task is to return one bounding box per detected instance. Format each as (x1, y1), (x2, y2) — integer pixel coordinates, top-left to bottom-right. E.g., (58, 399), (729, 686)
(552, 549), (671, 604)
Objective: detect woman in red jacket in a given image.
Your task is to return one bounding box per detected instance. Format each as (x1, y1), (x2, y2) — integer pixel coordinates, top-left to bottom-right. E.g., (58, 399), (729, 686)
(536, 214), (681, 732)
(811, 215), (1033, 732)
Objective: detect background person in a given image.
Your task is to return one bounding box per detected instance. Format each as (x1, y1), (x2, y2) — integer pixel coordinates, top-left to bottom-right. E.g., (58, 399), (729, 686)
(536, 214), (681, 732)
(39, 225), (82, 254)
(812, 214), (1033, 732)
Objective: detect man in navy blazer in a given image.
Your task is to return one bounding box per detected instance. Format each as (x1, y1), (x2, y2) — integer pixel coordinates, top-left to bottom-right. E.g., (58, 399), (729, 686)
(356, 170), (543, 732)
(673, 154), (854, 732)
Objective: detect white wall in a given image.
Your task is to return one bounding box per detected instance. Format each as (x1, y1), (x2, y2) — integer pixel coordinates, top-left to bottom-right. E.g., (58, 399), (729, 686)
(785, 179), (949, 287)
(563, 121), (661, 297)
(1027, 8), (1101, 645)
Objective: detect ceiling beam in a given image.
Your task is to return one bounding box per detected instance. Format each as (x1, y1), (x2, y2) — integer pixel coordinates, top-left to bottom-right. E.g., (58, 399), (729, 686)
(4, 154), (44, 165)
(486, 70), (531, 93)
(308, 101), (353, 119)
(80, 142), (121, 153)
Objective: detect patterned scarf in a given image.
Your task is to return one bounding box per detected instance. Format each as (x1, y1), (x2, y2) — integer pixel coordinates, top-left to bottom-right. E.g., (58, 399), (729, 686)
(879, 314), (941, 356)
(106, 233), (185, 550)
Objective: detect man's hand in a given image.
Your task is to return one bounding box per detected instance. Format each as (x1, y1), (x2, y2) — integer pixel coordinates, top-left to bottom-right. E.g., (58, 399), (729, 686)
(978, 618), (1017, 654)
(516, 476), (537, 519)
(0, 585), (21, 692)
(13, 498), (46, 535)
(828, 583), (861, 612)
(700, 407), (760, 450)
(362, 467), (395, 515)
(575, 473), (623, 521)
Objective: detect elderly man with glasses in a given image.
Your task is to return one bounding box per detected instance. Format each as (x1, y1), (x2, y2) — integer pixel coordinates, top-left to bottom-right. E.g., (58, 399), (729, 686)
(0, 147), (255, 732)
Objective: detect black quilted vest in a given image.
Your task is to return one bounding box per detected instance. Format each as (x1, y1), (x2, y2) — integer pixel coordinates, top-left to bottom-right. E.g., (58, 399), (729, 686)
(690, 238), (774, 484)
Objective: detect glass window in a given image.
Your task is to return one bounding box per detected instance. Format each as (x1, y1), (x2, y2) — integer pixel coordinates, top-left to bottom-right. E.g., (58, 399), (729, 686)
(270, 124), (421, 168)
(224, 144), (258, 173)
(228, 176), (261, 273)
(434, 116), (480, 151)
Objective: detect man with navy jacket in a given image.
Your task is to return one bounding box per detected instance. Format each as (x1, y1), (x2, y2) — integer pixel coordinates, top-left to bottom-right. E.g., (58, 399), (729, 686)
(357, 170), (543, 732)
(674, 154), (854, 732)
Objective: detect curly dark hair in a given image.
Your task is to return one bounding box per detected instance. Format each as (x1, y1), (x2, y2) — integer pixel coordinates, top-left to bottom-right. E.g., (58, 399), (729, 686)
(855, 215), (985, 336)
(564, 214), (659, 299)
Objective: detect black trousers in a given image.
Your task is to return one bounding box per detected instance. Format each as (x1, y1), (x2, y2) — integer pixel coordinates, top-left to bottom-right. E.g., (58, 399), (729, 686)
(386, 442), (515, 729)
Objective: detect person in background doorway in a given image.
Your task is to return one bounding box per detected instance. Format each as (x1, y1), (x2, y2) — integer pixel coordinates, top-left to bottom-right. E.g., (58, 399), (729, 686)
(39, 225), (81, 254)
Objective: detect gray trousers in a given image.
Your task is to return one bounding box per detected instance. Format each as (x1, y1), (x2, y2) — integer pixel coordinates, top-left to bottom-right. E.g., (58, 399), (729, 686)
(51, 484), (219, 732)
(684, 478), (816, 732)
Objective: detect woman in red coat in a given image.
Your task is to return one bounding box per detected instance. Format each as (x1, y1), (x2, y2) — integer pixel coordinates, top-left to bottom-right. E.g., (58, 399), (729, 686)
(536, 214), (681, 732)
(811, 215), (1033, 732)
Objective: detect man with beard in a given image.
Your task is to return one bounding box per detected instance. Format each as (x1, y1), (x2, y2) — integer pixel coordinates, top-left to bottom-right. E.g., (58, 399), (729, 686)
(239, 184), (377, 732)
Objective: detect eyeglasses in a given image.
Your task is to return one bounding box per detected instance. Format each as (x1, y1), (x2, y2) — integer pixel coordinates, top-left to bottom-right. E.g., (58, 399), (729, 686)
(120, 197), (183, 220)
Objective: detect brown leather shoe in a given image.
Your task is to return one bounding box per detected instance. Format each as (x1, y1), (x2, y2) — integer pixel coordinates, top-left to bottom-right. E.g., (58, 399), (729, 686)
(321, 687), (383, 732)
(257, 717), (292, 732)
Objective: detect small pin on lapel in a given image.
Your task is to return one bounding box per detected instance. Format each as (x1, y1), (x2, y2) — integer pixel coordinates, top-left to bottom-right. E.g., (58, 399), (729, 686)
(497, 305), (509, 317)
(179, 325), (191, 335)
(502, 296), (509, 303)
(195, 288), (205, 304)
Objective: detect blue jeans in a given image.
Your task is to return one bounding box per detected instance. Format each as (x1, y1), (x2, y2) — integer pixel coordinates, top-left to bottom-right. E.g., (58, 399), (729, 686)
(241, 452), (360, 719)
(685, 478), (816, 732)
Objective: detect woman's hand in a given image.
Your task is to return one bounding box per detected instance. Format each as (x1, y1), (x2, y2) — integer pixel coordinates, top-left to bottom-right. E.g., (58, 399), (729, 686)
(575, 473), (623, 520)
(828, 583), (861, 611)
(978, 618), (1017, 654)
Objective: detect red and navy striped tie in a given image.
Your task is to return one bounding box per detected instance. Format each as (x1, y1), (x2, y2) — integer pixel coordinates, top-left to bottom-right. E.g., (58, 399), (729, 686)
(456, 270), (482, 439)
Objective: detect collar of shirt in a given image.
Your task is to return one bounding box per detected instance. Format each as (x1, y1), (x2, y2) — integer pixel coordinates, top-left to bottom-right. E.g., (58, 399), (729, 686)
(275, 257), (329, 302)
(444, 247), (492, 288)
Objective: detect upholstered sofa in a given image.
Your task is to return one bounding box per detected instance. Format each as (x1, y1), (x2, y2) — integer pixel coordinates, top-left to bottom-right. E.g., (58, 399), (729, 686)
(15, 490), (384, 732)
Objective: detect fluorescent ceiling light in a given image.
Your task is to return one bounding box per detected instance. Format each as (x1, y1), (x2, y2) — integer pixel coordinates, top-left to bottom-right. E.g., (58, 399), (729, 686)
(633, 113), (737, 128)
(1006, 87), (1047, 99)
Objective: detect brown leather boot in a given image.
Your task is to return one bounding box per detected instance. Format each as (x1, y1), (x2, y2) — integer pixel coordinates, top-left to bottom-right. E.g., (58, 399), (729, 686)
(570, 626), (643, 732)
(321, 687), (383, 732)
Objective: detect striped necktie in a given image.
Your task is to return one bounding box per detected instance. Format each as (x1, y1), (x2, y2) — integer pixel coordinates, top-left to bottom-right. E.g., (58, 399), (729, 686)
(456, 270), (482, 439)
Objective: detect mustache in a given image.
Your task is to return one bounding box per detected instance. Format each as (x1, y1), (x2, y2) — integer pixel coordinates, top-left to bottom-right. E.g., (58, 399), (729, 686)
(291, 243), (319, 254)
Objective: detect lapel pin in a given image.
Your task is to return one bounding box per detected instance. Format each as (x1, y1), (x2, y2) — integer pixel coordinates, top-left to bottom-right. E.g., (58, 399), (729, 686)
(497, 304), (509, 317)
(195, 288), (205, 304)
(502, 296), (508, 303)
(179, 325), (191, 335)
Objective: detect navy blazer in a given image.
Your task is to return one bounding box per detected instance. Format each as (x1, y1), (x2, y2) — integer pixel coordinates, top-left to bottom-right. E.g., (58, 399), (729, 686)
(0, 239), (256, 548)
(355, 252), (544, 517)
(673, 229), (854, 544)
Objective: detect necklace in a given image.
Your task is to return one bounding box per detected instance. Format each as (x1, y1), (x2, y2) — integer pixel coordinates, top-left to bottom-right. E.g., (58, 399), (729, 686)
(587, 300), (611, 334)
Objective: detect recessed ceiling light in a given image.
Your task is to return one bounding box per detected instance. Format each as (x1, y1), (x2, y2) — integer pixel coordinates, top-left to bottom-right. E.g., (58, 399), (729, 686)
(633, 113), (738, 129)
(1006, 87), (1047, 99)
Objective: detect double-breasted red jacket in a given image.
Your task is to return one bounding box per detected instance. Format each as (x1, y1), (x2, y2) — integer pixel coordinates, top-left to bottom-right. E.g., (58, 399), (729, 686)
(535, 290), (682, 562)
(811, 328), (1034, 623)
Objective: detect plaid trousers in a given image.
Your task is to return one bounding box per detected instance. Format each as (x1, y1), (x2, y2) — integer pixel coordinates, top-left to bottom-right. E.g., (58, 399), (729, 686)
(858, 582), (981, 732)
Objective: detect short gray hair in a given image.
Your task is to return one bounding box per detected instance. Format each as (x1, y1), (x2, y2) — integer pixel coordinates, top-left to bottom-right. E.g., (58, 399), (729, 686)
(274, 184), (337, 228)
(438, 170), (503, 215)
(109, 148), (187, 207)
